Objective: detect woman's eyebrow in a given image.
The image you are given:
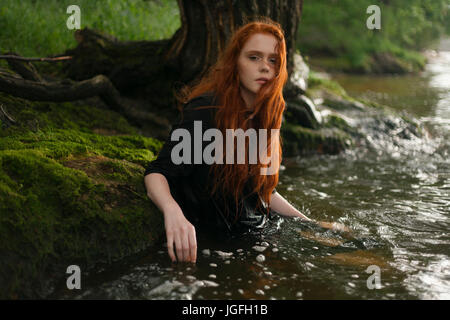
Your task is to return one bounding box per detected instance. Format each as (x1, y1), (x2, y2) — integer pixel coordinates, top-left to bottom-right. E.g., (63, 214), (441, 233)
(245, 50), (277, 57)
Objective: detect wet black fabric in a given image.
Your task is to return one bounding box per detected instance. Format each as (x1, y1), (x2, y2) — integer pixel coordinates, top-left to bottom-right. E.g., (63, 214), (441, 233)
(144, 93), (279, 235)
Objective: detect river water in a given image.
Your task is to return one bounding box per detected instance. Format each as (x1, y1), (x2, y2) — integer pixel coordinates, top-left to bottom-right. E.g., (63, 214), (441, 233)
(53, 39), (449, 300)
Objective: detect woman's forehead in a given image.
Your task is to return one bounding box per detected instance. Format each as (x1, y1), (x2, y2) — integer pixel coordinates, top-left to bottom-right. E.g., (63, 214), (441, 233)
(241, 33), (278, 55)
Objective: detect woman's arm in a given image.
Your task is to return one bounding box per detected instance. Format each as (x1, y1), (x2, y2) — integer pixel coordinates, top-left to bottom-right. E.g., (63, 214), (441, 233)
(269, 191), (311, 220)
(269, 191), (351, 233)
(145, 173), (197, 263)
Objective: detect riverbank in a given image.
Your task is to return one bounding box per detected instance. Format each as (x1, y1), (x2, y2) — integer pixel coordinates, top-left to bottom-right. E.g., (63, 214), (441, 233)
(0, 93), (165, 298)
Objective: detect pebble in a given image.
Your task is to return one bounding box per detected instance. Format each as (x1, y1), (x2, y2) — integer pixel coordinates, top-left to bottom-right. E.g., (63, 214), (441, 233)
(209, 263), (217, 267)
(202, 249), (211, 256)
(272, 248), (279, 253)
(256, 254), (266, 263)
(264, 285), (270, 290)
(255, 289), (265, 295)
(347, 282), (356, 288)
(261, 242), (270, 247)
(178, 286), (189, 293)
(186, 275), (196, 281)
(215, 250), (233, 258)
(296, 292), (303, 298)
(236, 249), (244, 253)
(252, 245), (267, 253)
(224, 260), (230, 264)
(238, 289), (244, 295)
(208, 274), (216, 279)
(264, 271), (272, 276)
(351, 274), (359, 279)
(202, 280), (219, 287)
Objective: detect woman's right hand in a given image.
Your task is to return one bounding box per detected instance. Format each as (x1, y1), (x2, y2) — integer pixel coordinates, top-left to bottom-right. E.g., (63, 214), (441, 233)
(163, 204), (197, 263)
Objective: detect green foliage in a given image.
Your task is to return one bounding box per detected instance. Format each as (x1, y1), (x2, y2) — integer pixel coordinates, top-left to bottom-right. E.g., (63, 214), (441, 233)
(0, 0), (180, 57)
(298, 0), (450, 72)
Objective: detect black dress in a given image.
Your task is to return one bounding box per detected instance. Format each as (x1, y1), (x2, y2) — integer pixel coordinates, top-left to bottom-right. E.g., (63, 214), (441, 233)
(144, 93), (280, 235)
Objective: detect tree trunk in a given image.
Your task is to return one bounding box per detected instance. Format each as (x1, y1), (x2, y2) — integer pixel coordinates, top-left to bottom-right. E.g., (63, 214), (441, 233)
(166, 0), (304, 83)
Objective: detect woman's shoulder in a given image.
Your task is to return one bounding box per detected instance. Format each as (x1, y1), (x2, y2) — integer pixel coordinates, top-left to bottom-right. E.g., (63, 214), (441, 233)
(181, 92), (219, 124)
(185, 92), (219, 110)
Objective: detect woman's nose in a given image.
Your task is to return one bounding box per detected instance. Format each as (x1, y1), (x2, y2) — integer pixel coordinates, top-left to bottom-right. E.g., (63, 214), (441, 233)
(260, 61), (270, 73)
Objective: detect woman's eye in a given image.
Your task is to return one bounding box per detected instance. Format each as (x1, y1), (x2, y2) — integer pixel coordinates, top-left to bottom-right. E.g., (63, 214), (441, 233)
(269, 58), (277, 64)
(249, 56), (259, 61)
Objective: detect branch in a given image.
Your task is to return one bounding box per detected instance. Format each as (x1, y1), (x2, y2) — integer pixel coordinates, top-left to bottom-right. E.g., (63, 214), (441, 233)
(0, 55), (72, 62)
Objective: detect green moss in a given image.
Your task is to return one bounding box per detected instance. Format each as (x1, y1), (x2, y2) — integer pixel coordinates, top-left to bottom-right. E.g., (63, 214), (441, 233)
(0, 148), (164, 298)
(0, 93), (138, 136)
(0, 91), (167, 298)
(0, 129), (162, 167)
(307, 71), (348, 97)
(281, 122), (352, 156)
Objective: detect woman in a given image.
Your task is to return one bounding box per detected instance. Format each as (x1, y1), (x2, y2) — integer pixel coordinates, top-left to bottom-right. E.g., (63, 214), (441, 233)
(145, 19), (317, 263)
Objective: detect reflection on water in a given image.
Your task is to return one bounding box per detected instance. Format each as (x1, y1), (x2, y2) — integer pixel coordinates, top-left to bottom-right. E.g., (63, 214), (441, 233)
(53, 39), (450, 300)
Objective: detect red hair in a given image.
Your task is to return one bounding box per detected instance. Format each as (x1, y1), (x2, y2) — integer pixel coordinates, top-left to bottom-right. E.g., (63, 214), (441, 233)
(179, 18), (288, 221)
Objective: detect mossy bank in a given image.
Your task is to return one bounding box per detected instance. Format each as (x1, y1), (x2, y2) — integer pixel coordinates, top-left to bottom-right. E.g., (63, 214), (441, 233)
(0, 93), (164, 298)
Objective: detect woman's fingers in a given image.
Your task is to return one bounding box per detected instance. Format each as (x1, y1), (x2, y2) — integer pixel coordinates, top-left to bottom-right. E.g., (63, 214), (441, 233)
(166, 233), (176, 262)
(181, 228), (192, 262)
(174, 234), (184, 262)
(165, 220), (197, 263)
(188, 226), (197, 263)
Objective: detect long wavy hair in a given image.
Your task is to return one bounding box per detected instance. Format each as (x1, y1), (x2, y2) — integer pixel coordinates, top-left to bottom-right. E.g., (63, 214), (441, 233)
(178, 18), (288, 222)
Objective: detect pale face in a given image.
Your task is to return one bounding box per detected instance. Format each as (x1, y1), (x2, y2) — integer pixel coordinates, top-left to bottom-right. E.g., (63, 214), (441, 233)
(237, 33), (278, 108)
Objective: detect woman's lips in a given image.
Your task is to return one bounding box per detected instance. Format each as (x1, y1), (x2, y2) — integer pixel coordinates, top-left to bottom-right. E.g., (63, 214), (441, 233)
(256, 79), (268, 84)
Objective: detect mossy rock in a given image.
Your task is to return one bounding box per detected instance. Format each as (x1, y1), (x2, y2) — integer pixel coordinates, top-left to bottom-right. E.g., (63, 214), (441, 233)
(0, 147), (164, 299)
(0, 93), (167, 298)
(281, 122), (352, 156)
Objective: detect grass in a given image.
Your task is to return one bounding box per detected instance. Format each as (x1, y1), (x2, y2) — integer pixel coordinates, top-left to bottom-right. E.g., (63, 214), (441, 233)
(0, 0), (180, 57)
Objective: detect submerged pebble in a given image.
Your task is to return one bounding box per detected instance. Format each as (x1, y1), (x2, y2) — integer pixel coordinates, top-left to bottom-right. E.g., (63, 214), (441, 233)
(215, 250), (233, 258)
(256, 254), (266, 263)
(255, 289), (265, 295)
(202, 249), (211, 256)
(201, 280), (219, 287)
(252, 245), (267, 253)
